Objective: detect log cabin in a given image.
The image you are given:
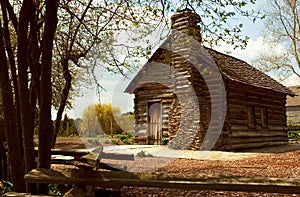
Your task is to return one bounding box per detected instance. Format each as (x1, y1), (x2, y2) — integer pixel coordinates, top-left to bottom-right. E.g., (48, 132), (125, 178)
(124, 8), (294, 150)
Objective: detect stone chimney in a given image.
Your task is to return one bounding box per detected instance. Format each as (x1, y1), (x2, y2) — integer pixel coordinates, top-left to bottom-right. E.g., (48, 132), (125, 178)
(167, 9), (204, 150)
(171, 8), (202, 42)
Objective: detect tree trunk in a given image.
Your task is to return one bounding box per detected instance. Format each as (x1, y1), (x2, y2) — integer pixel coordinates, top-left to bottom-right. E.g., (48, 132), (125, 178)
(38, 0), (59, 194)
(38, 0), (58, 169)
(1, 0), (23, 170)
(0, 20), (26, 192)
(52, 59), (72, 148)
(17, 0), (36, 176)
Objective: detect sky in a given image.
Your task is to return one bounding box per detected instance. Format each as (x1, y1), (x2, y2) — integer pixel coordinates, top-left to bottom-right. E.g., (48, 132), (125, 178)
(64, 1), (300, 119)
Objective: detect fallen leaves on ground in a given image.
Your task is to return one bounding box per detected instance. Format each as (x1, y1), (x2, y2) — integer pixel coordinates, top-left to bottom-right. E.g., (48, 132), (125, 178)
(121, 150), (300, 197)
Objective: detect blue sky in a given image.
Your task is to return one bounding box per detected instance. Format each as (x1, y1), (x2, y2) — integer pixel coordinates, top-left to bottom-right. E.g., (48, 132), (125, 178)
(64, 1), (296, 119)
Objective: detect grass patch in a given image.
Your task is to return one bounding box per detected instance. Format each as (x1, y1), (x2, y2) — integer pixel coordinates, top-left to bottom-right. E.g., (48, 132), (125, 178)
(136, 150), (154, 157)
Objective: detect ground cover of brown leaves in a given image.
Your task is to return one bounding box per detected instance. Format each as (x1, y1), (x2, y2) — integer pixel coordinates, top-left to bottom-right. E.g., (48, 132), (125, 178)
(54, 138), (300, 196)
(120, 150), (300, 197)
(54, 137), (87, 149)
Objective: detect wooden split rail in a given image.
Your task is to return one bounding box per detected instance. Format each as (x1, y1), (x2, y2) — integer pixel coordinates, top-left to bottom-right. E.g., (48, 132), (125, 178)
(19, 148), (300, 196)
(24, 168), (300, 196)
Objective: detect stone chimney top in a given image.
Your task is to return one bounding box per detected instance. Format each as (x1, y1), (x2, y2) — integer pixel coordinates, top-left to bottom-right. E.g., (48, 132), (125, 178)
(171, 8), (202, 42)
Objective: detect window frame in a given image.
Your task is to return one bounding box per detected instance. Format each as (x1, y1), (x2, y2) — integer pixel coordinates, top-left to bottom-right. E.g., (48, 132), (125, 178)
(261, 107), (268, 127)
(247, 106), (256, 127)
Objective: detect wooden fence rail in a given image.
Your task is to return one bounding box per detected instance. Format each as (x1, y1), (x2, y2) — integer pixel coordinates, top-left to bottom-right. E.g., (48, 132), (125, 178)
(24, 168), (300, 195)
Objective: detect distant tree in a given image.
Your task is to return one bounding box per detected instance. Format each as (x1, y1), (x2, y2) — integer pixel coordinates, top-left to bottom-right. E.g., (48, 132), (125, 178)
(116, 112), (135, 134)
(94, 103), (123, 135)
(79, 105), (103, 137)
(57, 115), (78, 136)
(64, 118), (78, 136)
(254, 0), (300, 81)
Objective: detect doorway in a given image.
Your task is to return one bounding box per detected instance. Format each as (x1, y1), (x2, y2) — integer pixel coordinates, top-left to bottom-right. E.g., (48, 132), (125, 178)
(147, 101), (162, 145)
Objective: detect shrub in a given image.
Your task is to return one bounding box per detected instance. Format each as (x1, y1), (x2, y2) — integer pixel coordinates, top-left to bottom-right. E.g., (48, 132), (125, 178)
(288, 131), (300, 140)
(161, 138), (169, 145)
(48, 184), (63, 196)
(136, 150), (153, 157)
(0, 181), (14, 196)
(114, 134), (132, 141)
(122, 138), (134, 145)
(288, 124), (300, 131)
(87, 139), (100, 145)
(111, 140), (118, 145)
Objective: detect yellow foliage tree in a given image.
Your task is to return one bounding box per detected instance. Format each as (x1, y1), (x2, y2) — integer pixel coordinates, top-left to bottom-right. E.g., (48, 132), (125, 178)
(94, 103), (123, 135)
(79, 105), (104, 137)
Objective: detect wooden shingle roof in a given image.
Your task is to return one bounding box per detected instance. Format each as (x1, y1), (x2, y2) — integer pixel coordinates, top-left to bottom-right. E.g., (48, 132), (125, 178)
(205, 47), (294, 96)
(125, 46), (294, 96)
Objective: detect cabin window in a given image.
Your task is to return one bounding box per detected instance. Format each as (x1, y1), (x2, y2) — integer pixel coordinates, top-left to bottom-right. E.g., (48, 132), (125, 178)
(261, 108), (268, 127)
(247, 106), (256, 126)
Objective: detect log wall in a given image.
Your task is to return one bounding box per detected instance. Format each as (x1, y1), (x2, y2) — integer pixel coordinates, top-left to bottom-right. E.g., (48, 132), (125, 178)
(223, 80), (288, 150)
(133, 59), (288, 150)
(133, 88), (175, 139)
(132, 54), (176, 142)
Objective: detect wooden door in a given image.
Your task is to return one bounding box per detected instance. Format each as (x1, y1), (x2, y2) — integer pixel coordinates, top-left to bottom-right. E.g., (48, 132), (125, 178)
(147, 102), (162, 145)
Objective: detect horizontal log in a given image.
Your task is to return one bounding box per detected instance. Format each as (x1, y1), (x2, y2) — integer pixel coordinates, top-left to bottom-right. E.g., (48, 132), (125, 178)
(135, 112), (147, 117)
(268, 109), (285, 115)
(228, 111), (285, 122)
(24, 168), (300, 194)
(136, 95), (174, 101)
(136, 89), (173, 96)
(228, 104), (285, 113)
(228, 115), (247, 121)
(35, 149), (134, 161)
(229, 119), (248, 125)
(97, 162), (127, 171)
(227, 101), (285, 110)
(51, 159), (74, 165)
(162, 99), (175, 103)
(136, 108), (146, 113)
(96, 153), (134, 161)
(227, 95), (285, 106)
(229, 131), (286, 138)
(44, 148), (89, 157)
(227, 136), (287, 144)
(227, 83), (285, 98)
(268, 126), (288, 131)
(268, 114), (286, 120)
(230, 125), (249, 131)
(223, 141), (286, 150)
(228, 109), (247, 115)
(3, 192), (53, 197)
(268, 121), (285, 126)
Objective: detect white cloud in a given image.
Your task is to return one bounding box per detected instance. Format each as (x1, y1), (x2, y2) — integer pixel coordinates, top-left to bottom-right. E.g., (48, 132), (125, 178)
(213, 36), (266, 64)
